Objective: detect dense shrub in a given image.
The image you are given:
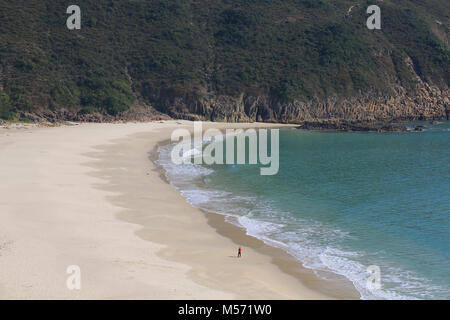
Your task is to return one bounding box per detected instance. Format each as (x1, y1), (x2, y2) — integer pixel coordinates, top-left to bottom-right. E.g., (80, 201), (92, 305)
(0, 93), (14, 120)
(80, 78), (134, 116)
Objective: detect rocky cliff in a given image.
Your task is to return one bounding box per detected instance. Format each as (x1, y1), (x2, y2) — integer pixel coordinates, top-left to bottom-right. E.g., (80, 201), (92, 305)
(149, 84), (449, 124)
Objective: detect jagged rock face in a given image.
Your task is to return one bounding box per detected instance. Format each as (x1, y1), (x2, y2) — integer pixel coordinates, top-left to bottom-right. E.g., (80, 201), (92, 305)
(148, 83), (449, 124)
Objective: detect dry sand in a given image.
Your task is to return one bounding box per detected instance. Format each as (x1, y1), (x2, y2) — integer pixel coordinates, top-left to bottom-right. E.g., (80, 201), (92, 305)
(0, 121), (359, 299)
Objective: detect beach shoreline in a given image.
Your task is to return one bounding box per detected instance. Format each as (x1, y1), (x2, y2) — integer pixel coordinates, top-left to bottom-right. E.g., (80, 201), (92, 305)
(150, 128), (360, 299)
(0, 121), (359, 299)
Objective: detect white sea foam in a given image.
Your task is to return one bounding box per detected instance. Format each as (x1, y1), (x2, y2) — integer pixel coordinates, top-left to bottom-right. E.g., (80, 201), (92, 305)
(156, 141), (447, 300)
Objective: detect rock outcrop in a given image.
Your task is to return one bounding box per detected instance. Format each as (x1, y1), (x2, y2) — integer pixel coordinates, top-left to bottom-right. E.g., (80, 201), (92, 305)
(297, 121), (409, 132)
(147, 82), (449, 124)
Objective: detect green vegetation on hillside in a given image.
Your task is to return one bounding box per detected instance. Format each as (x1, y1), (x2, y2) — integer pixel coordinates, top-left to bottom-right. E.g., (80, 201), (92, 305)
(0, 0), (448, 120)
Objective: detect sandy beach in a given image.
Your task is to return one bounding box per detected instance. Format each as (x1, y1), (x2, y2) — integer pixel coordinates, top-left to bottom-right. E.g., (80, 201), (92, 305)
(0, 121), (359, 299)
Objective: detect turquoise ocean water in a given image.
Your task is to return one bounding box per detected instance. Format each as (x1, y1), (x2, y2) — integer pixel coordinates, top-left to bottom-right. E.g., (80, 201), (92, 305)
(158, 121), (450, 299)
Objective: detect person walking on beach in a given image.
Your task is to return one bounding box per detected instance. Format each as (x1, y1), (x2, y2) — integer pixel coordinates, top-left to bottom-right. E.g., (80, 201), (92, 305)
(237, 247), (242, 258)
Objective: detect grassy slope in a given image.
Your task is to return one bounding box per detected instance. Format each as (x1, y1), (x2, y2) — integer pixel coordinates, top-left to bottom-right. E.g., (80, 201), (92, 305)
(0, 0), (448, 120)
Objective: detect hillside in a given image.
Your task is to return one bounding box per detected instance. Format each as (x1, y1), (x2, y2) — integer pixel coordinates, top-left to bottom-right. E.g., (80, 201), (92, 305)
(0, 0), (449, 123)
